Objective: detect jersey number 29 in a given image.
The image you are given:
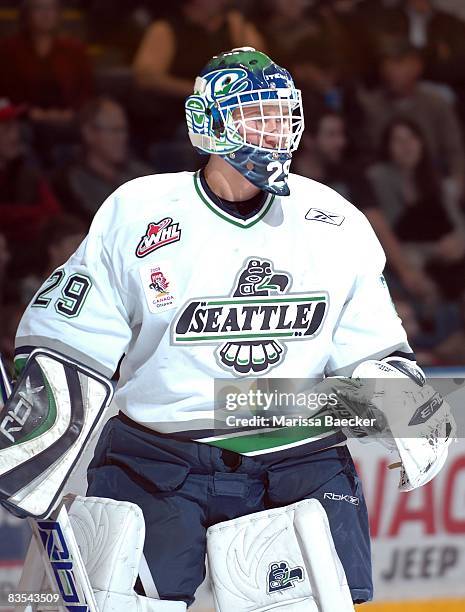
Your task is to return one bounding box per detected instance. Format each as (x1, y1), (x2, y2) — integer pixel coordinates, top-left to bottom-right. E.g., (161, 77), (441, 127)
(32, 270), (92, 318)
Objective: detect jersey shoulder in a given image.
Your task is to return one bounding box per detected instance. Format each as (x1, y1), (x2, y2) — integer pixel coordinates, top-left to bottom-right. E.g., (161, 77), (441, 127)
(287, 172), (384, 265)
(287, 172), (366, 223)
(110, 171), (193, 212)
(91, 171), (194, 236)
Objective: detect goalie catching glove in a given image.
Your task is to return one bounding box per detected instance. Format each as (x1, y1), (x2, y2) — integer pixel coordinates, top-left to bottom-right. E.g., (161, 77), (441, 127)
(326, 358), (455, 492)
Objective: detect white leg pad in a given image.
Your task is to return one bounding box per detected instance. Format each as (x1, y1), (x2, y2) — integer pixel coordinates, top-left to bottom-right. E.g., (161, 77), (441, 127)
(93, 592), (186, 611)
(68, 496), (187, 612)
(207, 499), (354, 612)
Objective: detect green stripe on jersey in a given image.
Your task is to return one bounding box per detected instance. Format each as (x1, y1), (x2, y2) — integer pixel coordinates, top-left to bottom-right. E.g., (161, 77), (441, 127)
(202, 425), (337, 454)
(194, 171), (275, 228)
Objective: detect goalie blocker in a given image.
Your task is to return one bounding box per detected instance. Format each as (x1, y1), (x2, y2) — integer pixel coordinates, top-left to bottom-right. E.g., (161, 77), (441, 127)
(0, 348), (113, 518)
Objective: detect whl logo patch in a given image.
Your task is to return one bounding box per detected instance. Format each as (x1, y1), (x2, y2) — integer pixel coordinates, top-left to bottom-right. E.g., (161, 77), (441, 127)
(136, 217), (181, 258)
(267, 561), (304, 594)
(172, 258), (328, 375)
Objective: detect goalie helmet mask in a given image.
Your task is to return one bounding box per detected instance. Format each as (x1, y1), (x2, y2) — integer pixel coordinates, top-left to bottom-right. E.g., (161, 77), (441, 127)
(185, 48), (304, 196)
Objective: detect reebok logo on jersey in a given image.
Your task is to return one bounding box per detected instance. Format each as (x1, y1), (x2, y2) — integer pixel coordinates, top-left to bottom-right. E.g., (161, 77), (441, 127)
(305, 208), (345, 226)
(135, 217), (181, 258)
(323, 492), (359, 506)
(172, 258), (328, 375)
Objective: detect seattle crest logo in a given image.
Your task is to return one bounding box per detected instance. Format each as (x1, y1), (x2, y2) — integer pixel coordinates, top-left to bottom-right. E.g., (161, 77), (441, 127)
(267, 561), (304, 594)
(172, 258), (328, 375)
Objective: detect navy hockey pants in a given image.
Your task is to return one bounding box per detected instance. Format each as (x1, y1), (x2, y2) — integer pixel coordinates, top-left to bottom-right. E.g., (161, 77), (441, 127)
(87, 413), (373, 606)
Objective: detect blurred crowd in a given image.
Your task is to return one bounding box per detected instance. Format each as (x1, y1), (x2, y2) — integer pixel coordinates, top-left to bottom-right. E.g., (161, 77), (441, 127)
(2, 0), (465, 369)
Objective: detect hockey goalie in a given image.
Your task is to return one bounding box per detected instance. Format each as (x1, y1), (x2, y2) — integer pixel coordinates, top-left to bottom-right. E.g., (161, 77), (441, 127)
(1, 47), (454, 611)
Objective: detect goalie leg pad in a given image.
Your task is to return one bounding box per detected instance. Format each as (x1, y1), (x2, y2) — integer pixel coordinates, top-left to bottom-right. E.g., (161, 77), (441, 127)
(207, 499), (354, 611)
(68, 496), (187, 611)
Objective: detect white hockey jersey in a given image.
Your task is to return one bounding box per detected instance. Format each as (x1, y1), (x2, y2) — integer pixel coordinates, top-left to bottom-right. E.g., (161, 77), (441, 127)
(16, 170), (411, 455)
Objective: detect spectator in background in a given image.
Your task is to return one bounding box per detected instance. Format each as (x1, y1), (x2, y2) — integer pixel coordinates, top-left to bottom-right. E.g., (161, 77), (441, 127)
(52, 97), (152, 225)
(132, 0), (265, 143)
(0, 0), (94, 165)
(0, 301), (24, 373)
(392, 298), (437, 365)
(19, 214), (86, 304)
(293, 108), (435, 298)
(252, 0), (319, 69)
(311, 0), (375, 84)
(293, 108), (373, 207)
(391, 296), (465, 365)
(290, 34), (367, 155)
(86, 0), (150, 68)
(0, 98), (60, 246)
(368, 0), (465, 128)
(367, 117), (465, 301)
(0, 0), (93, 123)
(359, 39), (465, 192)
(368, 0), (465, 88)
(0, 233), (11, 307)
(0, 215), (85, 372)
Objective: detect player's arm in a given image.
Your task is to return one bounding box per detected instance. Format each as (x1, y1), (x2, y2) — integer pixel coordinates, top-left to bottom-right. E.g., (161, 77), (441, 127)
(15, 190), (132, 378)
(325, 209), (412, 378)
(3, 191), (132, 517)
(3, 193), (132, 517)
(324, 209), (454, 490)
(132, 20), (193, 97)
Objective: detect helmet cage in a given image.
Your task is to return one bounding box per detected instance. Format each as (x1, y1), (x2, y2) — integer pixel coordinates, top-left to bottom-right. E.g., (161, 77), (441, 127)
(187, 85), (304, 156)
(219, 87), (303, 154)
